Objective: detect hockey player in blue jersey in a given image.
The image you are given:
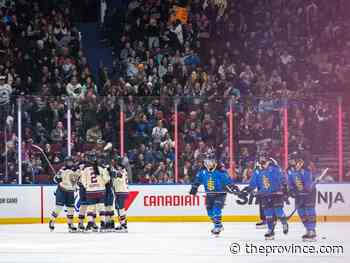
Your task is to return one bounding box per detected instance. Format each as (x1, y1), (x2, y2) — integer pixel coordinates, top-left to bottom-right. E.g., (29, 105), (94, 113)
(189, 158), (240, 236)
(253, 161), (267, 229)
(240, 156), (289, 240)
(287, 154), (317, 241)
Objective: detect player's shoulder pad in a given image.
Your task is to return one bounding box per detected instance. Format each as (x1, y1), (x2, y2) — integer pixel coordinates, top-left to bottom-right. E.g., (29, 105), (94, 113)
(270, 165), (282, 173)
(302, 169), (310, 175)
(197, 169), (206, 176)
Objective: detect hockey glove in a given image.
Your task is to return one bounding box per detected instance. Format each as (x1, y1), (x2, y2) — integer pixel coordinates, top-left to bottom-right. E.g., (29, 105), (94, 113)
(288, 189), (297, 199)
(225, 184), (240, 195)
(282, 184), (289, 202)
(189, 184), (199, 196)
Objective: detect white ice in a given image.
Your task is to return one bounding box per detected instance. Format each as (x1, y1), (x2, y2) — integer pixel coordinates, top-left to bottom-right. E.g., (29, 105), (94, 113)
(0, 222), (348, 263)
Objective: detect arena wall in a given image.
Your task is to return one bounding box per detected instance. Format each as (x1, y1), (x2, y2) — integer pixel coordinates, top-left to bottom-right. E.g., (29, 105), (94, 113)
(0, 184), (349, 224)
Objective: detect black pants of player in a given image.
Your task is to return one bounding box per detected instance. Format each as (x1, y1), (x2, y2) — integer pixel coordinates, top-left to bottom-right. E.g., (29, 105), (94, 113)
(258, 197), (265, 221)
(295, 189), (317, 232)
(55, 186), (74, 207)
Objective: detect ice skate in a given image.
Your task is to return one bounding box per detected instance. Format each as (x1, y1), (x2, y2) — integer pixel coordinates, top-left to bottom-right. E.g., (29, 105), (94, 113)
(115, 223), (128, 233)
(256, 221), (267, 229)
(68, 224), (77, 233)
(264, 229), (275, 240)
(92, 222), (99, 232)
(211, 226), (223, 237)
(108, 221), (115, 232)
(283, 223), (289, 235)
(106, 221), (114, 232)
(49, 220), (55, 232)
(302, 230), (317, 242)
(78, 222), (85, 232)
(100, 221), (106, 232)
(85, 222), (94, 232)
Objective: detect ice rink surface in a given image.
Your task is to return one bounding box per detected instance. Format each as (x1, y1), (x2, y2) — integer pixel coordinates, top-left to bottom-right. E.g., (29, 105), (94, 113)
(0, 222), (348, 263)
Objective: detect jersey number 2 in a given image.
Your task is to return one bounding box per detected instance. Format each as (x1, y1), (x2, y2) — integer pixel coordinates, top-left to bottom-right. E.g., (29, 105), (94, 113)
(91, 174), (98, 183)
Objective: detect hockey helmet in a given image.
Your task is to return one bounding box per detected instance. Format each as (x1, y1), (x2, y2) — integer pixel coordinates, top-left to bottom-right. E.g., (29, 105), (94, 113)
(86, 150), (98, 164)
(288, 152), (298, 167)
(204, 158), (217, 172)
(257, 152), (268, 166)
(295, 156), (305, 170)
(64, 156), (74, 168)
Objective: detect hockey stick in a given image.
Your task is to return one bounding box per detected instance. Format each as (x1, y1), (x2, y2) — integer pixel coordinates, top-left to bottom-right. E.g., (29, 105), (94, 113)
(197, 191), (240, 195)
(31, 144), (57, 177)
(286, 168), (329, 220)
(314, 168), (329, 184)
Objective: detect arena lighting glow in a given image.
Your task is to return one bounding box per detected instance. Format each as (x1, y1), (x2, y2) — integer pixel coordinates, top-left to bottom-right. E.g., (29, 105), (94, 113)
(120, 110), (125, 157)
(284, 105), (288, 171)
(229, 103), (234, 178)
(174, 103), (179, 183)
(338, 98), (344, 182)
(17, 98), (22, 184)
(67, 99), (72, 157)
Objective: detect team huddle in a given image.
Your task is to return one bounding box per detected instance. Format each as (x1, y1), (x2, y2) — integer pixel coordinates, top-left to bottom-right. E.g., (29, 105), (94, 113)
(190, 153), (318, 242)
(49, 151), (129, 233)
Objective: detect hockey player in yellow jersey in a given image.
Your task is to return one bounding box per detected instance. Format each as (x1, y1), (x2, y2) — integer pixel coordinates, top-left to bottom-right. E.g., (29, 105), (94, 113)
(111, 156), (129, 232)
(79, 151), (110, 232)
(76, 159), (88, 231)
(49, 156), (79, 232)
(100, 155), (115, 232)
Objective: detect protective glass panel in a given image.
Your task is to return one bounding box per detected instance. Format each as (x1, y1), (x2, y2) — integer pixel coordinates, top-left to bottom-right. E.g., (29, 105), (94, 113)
(0, 99), (17, 184)
(124, 97), (175, 184)
(235, 97), (284, 183)
(288, 98), (338, 182)
(342, 98), (350, 182)
(178, 97), (229, 184)
(70, 95), (121, 174)
(20, 96), (68, 184)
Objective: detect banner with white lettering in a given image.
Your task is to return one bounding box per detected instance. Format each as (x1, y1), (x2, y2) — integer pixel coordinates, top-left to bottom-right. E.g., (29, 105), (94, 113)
(0, 186), (41, 218)
(121, 184), (350, 216)
(1, 184), (349, 221)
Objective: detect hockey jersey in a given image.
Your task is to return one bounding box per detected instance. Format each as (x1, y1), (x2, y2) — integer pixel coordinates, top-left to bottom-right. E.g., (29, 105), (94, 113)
(288, 168), (313, 193)
(79, 166), (110, 193)
(111, 167), (128, 193)
(249, 165), (286, 194)
(55, 166), (79, 192)
(193, 169), (232, 193)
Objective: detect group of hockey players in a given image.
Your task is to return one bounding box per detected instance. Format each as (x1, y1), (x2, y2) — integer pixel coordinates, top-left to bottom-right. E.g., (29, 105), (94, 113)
(48, 150), (129, 233)
(48, 148), (318, 241)
(190, 152), (318, 242)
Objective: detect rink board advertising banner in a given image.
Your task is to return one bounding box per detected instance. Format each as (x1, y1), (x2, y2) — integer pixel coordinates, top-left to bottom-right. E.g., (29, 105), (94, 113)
(0, 184), (350, 223)
(0, 186), (41, 219)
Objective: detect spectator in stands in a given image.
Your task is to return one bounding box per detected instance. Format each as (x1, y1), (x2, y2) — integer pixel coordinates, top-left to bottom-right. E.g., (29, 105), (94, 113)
(1, 0), (349, 184)
(86, 124), (103, 144)
(51, 121), (66, 143)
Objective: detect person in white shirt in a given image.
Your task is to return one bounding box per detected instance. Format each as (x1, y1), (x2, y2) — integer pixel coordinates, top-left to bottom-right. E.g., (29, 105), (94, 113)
(152, 120), (168, 144)
(66, 76), (83, 99)
(0, 75), (12, 106)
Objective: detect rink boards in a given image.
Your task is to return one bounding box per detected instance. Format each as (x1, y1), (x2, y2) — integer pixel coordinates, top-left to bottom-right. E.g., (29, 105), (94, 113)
(0, 184), (349, 224)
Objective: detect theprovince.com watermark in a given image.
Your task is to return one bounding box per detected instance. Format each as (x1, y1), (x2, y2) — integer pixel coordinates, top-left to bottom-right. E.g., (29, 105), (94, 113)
(229, 241), (344, 257)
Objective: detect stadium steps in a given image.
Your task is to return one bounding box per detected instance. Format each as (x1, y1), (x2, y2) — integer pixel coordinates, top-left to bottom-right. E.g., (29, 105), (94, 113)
(78, 22), (113, 81)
